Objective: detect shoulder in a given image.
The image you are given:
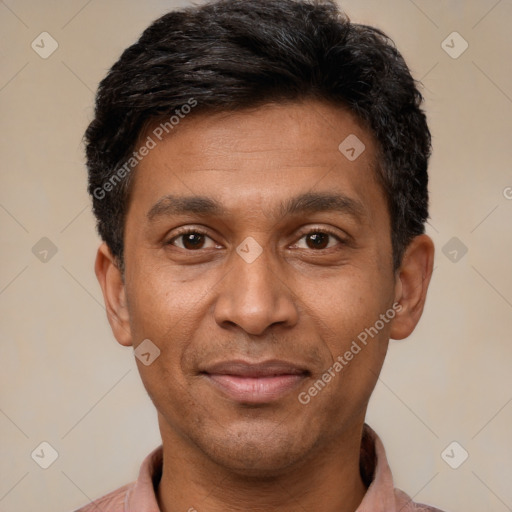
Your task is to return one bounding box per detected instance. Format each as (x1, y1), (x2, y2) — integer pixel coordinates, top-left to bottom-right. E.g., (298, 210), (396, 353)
(72, 482), (133, 512)
(394, 488), (449, 512)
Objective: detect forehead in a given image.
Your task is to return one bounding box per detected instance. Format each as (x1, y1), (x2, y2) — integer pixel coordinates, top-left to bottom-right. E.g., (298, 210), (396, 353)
(127, 100), (385, 225)
(140, 100), (376, 168)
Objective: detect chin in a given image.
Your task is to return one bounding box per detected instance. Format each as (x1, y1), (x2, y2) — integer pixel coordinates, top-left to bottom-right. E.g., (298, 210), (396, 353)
(195, 420), (317, 477)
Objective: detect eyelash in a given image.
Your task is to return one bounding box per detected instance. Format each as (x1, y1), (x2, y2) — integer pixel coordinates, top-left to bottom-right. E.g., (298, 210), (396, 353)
(166, 226), (347, 250)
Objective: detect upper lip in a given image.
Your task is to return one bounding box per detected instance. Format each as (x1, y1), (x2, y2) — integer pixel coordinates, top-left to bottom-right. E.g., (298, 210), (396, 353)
(201, 359), (310, 378)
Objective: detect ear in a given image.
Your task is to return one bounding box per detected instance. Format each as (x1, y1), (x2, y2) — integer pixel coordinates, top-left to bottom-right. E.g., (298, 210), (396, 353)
(390, 234), (435, 340)
(94, 242), (133, 347)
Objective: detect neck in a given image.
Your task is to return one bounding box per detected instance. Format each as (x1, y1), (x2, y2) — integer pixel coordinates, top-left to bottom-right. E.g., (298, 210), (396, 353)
(156, 419), (367, 512)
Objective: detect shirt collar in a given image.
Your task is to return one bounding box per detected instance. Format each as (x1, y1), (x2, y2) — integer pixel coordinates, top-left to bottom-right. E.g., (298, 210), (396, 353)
(356, 423), (399, 511)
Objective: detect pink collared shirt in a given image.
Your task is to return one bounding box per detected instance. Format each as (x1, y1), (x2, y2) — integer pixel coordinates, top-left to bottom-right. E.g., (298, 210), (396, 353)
(74, 424), (445, 512)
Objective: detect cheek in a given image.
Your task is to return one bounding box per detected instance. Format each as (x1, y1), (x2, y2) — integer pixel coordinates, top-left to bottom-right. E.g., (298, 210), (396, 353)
(299, 264), (390, 337)
(124, 277), (194, 394)
(126, 257), (212, 338)
(299, 266), (392, 398)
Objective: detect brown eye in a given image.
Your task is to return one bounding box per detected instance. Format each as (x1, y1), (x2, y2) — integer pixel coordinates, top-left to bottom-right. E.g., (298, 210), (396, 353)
(180, 233), (206, 250)
(168, 230), (217, 250)
(305, 232), (330, 250)
(293, 229), (345, 250)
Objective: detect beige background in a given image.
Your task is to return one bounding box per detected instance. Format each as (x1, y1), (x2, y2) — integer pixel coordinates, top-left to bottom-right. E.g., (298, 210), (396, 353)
(1, 1), (511, 511)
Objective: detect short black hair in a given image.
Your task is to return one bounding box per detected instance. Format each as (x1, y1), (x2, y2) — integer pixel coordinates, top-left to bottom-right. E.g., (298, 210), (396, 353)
(85, 0), (431, 273)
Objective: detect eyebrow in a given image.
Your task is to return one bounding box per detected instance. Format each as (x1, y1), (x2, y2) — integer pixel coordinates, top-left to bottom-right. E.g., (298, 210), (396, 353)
(146, 192), (367, 223)
(147, 195), (226, 221)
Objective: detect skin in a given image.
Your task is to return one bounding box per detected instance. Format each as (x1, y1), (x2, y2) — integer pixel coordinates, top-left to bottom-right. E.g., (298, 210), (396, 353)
(95, 99), (434, 512)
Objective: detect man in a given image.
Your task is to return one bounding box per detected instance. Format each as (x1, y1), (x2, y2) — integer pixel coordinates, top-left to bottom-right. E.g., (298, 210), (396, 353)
(78, 0), (443, 510)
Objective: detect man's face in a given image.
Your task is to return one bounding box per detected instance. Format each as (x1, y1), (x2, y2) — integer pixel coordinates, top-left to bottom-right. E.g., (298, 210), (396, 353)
(116, 100), (400, 473)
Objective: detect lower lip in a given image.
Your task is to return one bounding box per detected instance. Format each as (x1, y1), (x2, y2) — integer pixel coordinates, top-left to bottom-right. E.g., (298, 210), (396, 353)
(205, 374), (306, 403)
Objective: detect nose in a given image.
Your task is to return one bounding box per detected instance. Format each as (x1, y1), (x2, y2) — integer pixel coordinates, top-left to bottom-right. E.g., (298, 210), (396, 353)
(213, 241), (299, 336)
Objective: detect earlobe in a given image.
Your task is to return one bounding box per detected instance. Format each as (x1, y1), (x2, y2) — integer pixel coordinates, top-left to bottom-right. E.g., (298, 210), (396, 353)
(94, 243), (133, 347)
(389, 234), (435, 340)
